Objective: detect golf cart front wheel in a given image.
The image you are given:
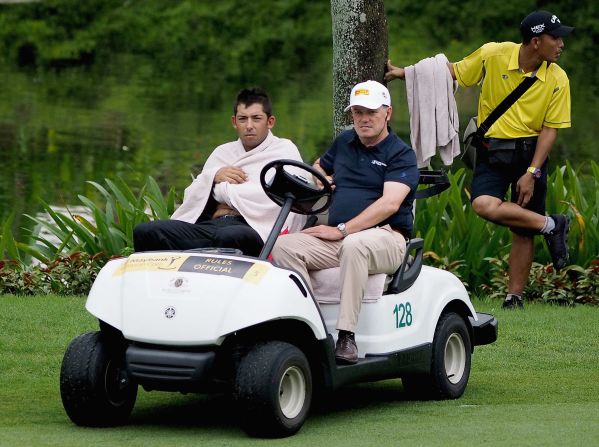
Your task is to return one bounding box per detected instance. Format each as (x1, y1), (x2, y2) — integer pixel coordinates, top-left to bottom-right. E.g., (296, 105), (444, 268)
(403, 312), (472, 399)
(60, 331), (137, 426)
(234, 341), (312, 438)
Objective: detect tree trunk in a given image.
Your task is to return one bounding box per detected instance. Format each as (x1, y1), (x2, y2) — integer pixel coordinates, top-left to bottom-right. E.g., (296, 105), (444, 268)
(331, 0), (388, 136)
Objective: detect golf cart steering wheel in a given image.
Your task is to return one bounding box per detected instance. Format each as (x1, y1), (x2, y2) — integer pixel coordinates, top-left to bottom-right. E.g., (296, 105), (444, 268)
(260, 159), (333, 215)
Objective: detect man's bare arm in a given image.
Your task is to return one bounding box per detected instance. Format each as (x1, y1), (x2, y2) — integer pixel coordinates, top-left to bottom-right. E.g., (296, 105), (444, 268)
(301, 181), (411, 240)
(384, 59), (457, 82)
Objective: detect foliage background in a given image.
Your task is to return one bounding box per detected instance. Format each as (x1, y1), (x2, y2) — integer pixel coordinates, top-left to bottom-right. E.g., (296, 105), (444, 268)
(0, 1), (597, 300)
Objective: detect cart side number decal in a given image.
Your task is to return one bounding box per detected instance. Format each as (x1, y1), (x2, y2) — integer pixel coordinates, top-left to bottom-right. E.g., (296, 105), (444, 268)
(393, 302), (413, 328)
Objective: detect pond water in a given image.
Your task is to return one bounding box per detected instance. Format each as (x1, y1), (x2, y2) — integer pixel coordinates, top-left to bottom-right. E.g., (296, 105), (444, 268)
(0, 56), (336, 240)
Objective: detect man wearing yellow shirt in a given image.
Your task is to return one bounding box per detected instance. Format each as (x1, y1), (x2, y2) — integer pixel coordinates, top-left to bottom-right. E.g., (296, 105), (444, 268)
(386, 11), (574, 309)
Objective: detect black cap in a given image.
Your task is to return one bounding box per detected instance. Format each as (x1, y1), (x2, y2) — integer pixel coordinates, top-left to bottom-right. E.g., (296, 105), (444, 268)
(520, 11), (574, 40)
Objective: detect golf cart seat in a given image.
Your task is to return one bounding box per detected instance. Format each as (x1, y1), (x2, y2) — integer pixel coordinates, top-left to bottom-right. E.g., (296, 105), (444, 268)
(310, 170), (447, 304)
(311, 238), (423, 304)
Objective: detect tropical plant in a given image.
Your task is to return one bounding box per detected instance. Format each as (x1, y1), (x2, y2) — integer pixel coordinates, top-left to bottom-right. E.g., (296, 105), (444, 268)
(544, 161), (599, 267)
(20, 176), (177, 265)
(415, 162), (599, 293)
(1, 213), (22, 263)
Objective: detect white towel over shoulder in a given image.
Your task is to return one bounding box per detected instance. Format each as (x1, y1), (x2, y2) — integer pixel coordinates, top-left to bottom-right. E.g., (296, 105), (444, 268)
(405, 53), (460, 168)
(171, 131), (306, 241)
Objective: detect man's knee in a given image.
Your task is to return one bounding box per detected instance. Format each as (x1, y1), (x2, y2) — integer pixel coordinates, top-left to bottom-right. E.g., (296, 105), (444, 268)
(134, 221), (155, 239)
(133, 221), (159, 250)
(472, 195), (500, 221)
(338, 234), (369, 259)
(133, 220), (181, 251)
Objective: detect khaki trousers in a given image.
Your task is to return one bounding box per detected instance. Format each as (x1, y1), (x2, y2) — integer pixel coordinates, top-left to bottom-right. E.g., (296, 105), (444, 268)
(271, 225), (407, 332)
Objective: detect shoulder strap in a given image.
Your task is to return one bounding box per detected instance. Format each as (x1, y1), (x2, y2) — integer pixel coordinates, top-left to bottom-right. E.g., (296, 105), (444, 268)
(477, 76), (538, 137)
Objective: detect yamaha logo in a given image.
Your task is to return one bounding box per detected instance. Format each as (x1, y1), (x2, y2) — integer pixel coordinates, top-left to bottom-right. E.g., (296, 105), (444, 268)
(164, 307), (176, 319)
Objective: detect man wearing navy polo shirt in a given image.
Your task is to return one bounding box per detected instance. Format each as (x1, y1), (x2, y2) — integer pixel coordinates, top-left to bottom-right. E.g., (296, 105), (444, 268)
(272, 80), (419, 364)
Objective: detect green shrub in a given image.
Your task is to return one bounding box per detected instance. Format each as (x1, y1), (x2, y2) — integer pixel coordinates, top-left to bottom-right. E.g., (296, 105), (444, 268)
(479, 256), (599, 305)
(0, 252), (99, 295)
(21, 176), (176, 265)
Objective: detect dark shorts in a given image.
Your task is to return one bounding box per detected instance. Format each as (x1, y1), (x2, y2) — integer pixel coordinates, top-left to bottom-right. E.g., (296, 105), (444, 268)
(471, 138), (547, 236)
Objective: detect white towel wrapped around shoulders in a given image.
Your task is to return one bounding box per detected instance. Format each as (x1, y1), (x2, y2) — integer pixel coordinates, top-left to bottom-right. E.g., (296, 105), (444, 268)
(171, 131), (307, 241)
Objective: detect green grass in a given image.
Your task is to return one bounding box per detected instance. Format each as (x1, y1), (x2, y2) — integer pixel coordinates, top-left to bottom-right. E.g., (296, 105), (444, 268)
(1, 295), (598, 446)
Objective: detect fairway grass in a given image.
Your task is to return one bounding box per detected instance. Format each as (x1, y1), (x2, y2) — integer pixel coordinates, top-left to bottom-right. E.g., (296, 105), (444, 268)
(1, 295), (598, 446)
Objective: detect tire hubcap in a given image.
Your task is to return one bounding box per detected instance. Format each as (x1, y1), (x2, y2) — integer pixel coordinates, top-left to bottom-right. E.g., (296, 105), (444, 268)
(104, 359), (128, 406)
(444, 333), (466, 384)
(278, 365), (306, 419)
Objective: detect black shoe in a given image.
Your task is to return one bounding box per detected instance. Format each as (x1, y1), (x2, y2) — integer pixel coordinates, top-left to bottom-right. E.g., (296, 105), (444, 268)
(544, 214), (570, 271)
(502, 294), (523, 309)
(335, 331), (358, 364)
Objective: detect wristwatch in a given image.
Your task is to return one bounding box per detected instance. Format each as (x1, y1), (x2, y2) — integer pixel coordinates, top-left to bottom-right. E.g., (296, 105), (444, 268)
(336, 223), (349, 238)
(527, 166), (542, 179)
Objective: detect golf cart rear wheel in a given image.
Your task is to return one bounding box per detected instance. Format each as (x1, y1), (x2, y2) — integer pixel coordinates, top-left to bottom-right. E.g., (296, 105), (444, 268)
(403, 312), (471, 399)
(234, 341), (312, 438)
(60, 331), (137, 426)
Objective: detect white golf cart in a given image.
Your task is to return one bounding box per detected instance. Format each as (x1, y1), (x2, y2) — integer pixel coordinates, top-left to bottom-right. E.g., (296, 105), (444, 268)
(60, 160), (497, 438)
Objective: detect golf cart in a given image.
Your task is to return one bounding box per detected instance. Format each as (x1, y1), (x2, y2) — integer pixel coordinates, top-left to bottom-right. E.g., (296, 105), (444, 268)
(60, 160), (497, 438)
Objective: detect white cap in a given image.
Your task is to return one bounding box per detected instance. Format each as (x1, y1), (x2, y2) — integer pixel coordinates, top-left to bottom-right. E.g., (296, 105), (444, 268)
(344, 80), (391, 112)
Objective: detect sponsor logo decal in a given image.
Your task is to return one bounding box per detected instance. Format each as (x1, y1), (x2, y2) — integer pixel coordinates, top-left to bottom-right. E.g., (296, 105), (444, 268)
(531, 24), (545, 34)
(113, 254), (270, 284)
(371, 160), (387, 167)
(113, 254), (189, 276)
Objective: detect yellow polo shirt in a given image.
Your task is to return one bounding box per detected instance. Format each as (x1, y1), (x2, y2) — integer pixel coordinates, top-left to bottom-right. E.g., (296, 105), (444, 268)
(454, 42), (571, 139)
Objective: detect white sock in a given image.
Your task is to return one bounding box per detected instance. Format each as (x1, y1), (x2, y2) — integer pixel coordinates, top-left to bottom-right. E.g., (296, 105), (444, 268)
(540, 216), (556, 234)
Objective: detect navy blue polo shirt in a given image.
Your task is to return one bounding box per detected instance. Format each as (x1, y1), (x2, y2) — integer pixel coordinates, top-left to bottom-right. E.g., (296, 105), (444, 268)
(319, 128), (419, 235)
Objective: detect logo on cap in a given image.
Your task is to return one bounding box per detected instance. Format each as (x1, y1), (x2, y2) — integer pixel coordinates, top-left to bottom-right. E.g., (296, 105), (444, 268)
(531, 24), (545, 34)
(355, 89), (370, 96)
(551, 15), (560, 24)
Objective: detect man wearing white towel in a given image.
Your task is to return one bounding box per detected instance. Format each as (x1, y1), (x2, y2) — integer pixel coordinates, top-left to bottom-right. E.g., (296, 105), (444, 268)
(134, 87), (305, 256)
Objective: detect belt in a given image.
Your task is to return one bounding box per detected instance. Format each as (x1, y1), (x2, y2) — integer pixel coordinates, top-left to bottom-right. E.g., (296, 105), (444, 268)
(217, 214), (244, 220)
(487, 136), (537, 150)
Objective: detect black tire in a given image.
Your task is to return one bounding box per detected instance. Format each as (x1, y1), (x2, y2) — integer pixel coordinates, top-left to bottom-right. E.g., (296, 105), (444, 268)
(234, 341), (312, 438)
(60, 331), (137, 427)
(402, 312), (471, 400)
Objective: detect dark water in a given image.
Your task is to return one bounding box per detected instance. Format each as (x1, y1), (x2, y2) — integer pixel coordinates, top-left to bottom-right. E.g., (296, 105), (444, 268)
(0, 57), (336, 240)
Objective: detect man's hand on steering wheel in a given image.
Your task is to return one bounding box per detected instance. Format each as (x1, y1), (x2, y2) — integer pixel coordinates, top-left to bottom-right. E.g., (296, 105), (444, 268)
(312, 158), (335, 190)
